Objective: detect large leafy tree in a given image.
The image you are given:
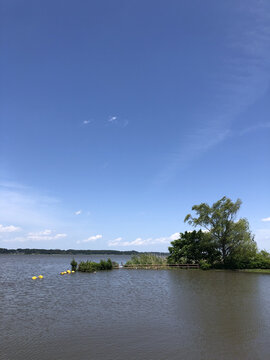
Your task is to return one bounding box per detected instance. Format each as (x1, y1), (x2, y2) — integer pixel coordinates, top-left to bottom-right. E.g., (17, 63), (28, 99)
(184, 196), (256, 266)
(168, 230), (219, 265)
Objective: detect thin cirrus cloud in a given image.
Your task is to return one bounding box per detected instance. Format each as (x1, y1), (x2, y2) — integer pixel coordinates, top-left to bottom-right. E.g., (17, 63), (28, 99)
(261, 217), (270, 222)
(74, 210), (82, 215)
(76, 234), (102, 244)
(0, 224), (21, 233)
(108, 233), (179, 247)
(155, 2), (270, 184)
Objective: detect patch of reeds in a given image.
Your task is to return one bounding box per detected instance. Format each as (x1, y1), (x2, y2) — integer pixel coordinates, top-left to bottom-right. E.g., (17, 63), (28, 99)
(78, 258), (115, 272)
(124, 254), (168, 268)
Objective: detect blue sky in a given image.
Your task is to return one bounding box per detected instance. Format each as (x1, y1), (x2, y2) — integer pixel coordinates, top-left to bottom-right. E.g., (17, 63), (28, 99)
(0, 0), (270, 251)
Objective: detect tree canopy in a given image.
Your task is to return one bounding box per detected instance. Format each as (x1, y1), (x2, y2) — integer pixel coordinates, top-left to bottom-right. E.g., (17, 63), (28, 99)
(168, 230), (219, 265)
(183, 196), (256, 266)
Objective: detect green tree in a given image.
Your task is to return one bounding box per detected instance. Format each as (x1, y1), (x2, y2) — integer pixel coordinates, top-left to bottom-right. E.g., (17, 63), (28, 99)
(168, 230), (219, 265)
(184, 196), (256, 267)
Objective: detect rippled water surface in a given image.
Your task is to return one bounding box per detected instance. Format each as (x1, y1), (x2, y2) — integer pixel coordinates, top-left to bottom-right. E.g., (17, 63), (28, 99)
(1, 255), (270, 360)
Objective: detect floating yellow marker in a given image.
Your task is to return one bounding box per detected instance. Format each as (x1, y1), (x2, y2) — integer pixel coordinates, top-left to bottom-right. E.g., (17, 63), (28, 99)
(67, 270), (71, 274)
(60, 272), (65, 275)
(38, 275), (43, 279)
(32, 276), (37, 280)
(71, 271), (75, 273)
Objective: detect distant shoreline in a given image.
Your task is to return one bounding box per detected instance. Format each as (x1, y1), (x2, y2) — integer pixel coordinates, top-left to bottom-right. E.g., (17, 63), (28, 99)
(0, 248), (169, 256)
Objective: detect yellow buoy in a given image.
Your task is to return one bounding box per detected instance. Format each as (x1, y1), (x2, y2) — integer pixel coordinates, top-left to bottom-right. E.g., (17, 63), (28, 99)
(60, 272), (64, 275)
(32, 276), (37, 280)
(38, 275), (43, 279)
(71, 270), (75, 273)
(67, 270), (71, 274)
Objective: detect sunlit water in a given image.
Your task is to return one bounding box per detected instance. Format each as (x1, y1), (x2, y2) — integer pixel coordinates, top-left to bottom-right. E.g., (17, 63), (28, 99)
(1, 254), (270, 360)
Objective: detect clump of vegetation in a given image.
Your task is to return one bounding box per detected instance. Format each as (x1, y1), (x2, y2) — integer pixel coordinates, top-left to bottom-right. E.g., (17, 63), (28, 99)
(125, 254), (167, 268)
(78, 258), (114, 272)
(199, 259), (211, 270)
(249, 250), (270, 269)
(70, 258), (78, 271)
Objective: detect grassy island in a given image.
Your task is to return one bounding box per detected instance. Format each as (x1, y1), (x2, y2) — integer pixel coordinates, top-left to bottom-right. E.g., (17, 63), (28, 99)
(77, 258), (115, 272)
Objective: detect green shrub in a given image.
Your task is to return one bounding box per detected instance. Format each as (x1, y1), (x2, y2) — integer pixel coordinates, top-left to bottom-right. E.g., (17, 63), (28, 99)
(199, 260), (211, 270)
(70, 258), (78, 271)
(78, 258), (114, 272)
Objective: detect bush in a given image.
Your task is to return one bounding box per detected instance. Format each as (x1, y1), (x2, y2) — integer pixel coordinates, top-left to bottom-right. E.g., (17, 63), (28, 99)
(199, 260), (211, 270)
(78, 258), (114, 272)
(70, 258), (78, 271)
(249, 251), (270, 269)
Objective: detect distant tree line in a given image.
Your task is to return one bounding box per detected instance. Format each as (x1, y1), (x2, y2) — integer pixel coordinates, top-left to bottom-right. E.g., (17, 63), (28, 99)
(0, 248), (168, 256)
(0, 248), (140, 255)
(168, 196), (270, 269)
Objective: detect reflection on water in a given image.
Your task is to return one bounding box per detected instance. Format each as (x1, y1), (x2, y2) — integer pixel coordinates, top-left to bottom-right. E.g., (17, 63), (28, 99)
(1, 255), (270, 360)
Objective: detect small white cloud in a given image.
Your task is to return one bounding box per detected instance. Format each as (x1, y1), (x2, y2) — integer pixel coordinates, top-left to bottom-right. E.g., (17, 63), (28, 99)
(76, 234), (102, 244)
(83, 120), (91, 125)
(108, 116), (117, 122)
(0, 224), (21, 233)
(261, 217), (270, 222)
(75, 210), (82, 215)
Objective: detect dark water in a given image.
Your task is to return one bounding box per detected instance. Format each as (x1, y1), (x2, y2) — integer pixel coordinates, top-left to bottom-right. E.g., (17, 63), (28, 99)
(1, 255), (270, 360)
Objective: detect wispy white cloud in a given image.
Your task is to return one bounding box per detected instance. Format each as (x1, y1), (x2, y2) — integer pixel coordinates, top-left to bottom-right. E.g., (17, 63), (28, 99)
(155, 1), (270, 184)
(74, 210), (82, 215)
(1, 237), (28, 243)
(108, 116), (117, 122)
(0, 224), (21, 233)
(240, 122), (270, 135)
(0, 181), (28, 190)
(76, 234), (102, 244)
(83, 120), (91, 125)
(27, 229), (67, 241)
(261, 217), (270, 222)
(123, 119), (129, 128)
(0, 180), (62, 228)
(107, 115), (129, 128)
(28, 229), (52, 236)
(108, 237), (123, 246)
(108, 233), (179, 247)
(2, 229), (67, 243)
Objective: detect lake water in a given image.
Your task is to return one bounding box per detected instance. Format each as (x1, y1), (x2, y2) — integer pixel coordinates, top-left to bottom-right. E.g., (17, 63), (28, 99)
(1, 254), (270, 360)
